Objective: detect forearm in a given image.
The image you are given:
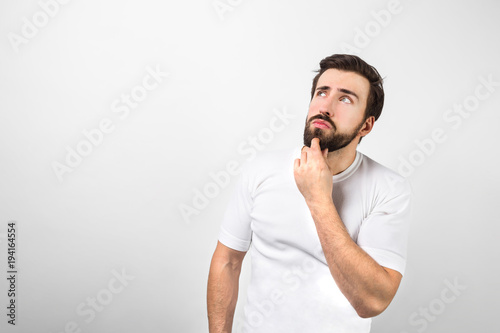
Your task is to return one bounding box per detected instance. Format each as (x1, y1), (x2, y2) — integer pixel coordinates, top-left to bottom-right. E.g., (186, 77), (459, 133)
(308, 199), (398, 318)
(207, 258), (241, 332)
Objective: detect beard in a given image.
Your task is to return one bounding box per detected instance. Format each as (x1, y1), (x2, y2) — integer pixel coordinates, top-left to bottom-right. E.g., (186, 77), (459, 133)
(303, 114), (364, 152)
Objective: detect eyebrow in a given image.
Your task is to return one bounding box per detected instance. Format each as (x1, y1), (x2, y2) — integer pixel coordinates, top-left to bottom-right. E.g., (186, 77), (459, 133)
(316, 86), (360, 100)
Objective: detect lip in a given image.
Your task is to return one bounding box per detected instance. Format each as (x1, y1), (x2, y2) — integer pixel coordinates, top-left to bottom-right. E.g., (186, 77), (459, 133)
(312, 120), (332, 129)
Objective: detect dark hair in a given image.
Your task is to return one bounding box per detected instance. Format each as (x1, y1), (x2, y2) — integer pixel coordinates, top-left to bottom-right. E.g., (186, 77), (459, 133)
(310, 54), (384, 121)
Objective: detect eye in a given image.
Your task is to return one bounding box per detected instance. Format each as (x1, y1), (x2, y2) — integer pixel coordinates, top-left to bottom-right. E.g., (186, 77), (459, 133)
(317, 90), (326, 97)
(340, 96), (352, 103)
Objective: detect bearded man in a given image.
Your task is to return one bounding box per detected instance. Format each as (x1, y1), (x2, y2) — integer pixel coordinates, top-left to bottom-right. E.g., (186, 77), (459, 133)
(207, 54), (412, 333)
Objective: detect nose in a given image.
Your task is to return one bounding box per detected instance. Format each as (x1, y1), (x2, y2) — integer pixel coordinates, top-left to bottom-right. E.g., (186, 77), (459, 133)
(319, 109), (331, 117)
(317, 97), (333, 118)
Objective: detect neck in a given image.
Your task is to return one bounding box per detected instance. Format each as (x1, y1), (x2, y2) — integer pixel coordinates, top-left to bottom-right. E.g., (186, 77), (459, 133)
(325, 146), (357, 175)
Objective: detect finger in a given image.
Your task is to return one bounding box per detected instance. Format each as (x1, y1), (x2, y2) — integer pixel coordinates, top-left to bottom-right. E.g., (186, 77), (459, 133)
(311, 137), (321, 151)
(294, 158), (300, 169)
(301, 149), (307, 164)
(322, 148), (328, 159)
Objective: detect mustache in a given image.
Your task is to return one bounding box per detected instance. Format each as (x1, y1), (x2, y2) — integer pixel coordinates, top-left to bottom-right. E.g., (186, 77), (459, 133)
(308, 114), (336, 130)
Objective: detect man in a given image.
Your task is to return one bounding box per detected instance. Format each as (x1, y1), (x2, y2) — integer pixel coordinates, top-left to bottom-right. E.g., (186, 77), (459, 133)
(207, 54), (411, 332)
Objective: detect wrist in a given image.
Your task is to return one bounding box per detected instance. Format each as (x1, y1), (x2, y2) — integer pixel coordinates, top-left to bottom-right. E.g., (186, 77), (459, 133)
(305, 196), (334, 211)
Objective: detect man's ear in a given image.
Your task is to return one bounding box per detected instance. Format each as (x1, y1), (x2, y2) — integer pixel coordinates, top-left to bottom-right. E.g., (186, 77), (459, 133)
(359, 116), (375, 138)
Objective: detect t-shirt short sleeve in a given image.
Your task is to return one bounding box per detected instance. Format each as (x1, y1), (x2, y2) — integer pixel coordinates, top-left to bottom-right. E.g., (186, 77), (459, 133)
(218, 163), (254, 252)
(357, 177), (412, 275)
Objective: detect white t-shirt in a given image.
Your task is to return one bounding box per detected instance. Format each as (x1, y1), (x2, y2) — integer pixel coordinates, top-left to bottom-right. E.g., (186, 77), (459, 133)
(219, 147), (412, 333)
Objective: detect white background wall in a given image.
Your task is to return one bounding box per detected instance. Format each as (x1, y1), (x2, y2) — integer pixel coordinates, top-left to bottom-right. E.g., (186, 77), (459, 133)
(1, 0), (499, 332)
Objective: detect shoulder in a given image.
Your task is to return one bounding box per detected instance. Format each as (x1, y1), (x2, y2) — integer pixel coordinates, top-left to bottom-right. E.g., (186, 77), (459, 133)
(358, 153), (412, 197)
(238, 147), (298, 189)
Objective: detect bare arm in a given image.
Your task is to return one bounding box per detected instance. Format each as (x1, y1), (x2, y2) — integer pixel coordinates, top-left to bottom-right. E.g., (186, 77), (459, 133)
(207, 241), (246, 332)
(307, 200), (401, 318)
(294, 138), (402, 318)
